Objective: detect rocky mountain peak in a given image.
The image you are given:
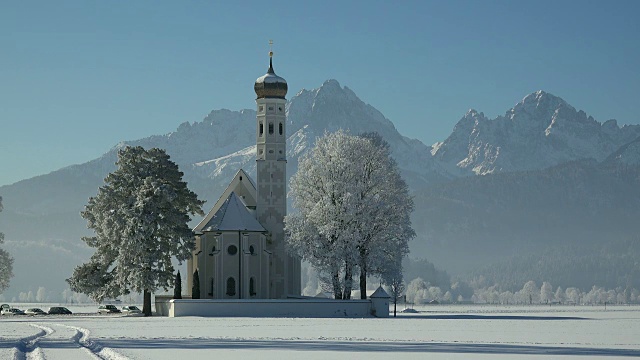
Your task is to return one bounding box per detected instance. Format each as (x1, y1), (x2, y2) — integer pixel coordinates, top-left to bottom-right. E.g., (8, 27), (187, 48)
(434, 90), (640, 175)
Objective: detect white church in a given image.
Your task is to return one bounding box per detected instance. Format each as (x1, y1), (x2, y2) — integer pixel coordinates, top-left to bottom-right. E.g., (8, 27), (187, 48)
(186, 50), (302, 299)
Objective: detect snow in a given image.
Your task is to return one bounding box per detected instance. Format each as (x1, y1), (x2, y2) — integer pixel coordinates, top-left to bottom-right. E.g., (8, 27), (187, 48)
(200, 192), (265, 232)
(255, 73), (287, 84)
(1, 304), (639, 359)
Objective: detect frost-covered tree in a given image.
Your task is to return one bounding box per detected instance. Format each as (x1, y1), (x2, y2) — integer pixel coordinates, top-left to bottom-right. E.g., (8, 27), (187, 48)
(521, 280), (539, 304)
(382, 263), (405, 317)
(36, 287), (47, 302)
(540, 281), (553, 304)
(67, 146), (204, 316)
(554, 286), (565, 304)
(406, 277), (428, 304)
(0, 196), (14, 294)
(565, 287), (581, 304)
(286, 130), (414, 299)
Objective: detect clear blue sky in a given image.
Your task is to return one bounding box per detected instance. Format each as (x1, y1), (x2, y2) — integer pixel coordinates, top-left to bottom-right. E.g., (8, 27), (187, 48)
(1, 0), (639, 186)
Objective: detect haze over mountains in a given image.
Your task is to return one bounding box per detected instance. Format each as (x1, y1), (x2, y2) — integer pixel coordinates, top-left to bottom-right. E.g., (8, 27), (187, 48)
(1, 79), (639, 300)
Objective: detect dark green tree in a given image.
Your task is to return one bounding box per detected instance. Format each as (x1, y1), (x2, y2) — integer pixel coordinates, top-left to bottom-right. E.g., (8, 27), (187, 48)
(174, 271), (182, 299)
(67, 146), (204, 316)
(192, 270), (201, 299)
(0, 196), (14, 294)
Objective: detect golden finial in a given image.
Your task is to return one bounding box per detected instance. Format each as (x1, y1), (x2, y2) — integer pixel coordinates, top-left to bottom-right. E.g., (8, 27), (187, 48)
(269, 39), (274, 58)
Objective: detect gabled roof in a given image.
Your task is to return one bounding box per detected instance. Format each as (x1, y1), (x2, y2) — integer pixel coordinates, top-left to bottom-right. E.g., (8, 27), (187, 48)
(370, 286), (390, 299)
(199, 192), (265, 232)
(194, 169), (260, 233)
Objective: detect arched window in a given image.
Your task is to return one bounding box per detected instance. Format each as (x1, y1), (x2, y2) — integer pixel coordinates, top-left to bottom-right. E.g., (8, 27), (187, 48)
(226, 277), (236, 296)
(249, 245), (255, 255)
(268, 123), (274, 134)
(279, 123), (283, 135)
(249, 277), (256, 296)
(259, 123), (264, 136)
(209, 278), (214, 296)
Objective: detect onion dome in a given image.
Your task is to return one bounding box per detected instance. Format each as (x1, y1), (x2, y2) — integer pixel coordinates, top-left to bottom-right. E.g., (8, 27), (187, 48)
(254, 55), (288, 99)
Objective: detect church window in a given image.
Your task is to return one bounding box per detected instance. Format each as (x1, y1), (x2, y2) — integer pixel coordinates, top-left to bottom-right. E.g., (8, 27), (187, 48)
(226, 277), (236, 296)
(259, 123), (264, 136)
(259, 149), (263, 155)
(209, 278), (214, 296)
(249, 277), (256, 296)
(268, 106), (274, 111)
(239, 176), (243, 181)
(269, 123), (274, 134)
(259, 105), (264, 112)
(278, 106), (283, 112)
(227, 245), (238, 255)
(279, 123), (283, 135)
(249, 245), (255, 255)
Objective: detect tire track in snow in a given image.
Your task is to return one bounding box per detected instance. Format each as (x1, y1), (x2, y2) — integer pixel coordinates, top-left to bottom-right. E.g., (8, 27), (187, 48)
(11, 323), (53, 360)
(57, 324), (130, 360)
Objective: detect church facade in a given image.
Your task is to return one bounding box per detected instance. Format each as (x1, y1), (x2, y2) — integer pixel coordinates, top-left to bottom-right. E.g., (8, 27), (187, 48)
(186, 51), (301, 299)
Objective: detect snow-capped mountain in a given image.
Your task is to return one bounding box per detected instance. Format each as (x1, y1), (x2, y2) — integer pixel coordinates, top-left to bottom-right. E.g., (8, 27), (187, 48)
(432, 91), (640, 175)
(1, 82), (640, 300)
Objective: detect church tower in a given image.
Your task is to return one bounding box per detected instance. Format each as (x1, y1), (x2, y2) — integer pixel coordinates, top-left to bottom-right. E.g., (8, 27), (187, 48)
(254, 44), (301, 298)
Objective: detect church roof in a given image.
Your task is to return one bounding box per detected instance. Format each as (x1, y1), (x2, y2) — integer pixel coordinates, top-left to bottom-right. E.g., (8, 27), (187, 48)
(370, 286), (390, 299)
(194, 169), (257, 233)
(254, 57), (288, 99)
(200, 192), (266, 232)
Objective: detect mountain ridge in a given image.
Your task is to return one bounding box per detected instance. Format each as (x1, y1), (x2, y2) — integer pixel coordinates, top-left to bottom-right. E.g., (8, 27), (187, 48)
(1, 81), (639, 300)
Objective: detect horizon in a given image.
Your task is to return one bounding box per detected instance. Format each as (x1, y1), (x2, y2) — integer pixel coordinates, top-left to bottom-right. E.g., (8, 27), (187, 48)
(2, 0), (640, 187)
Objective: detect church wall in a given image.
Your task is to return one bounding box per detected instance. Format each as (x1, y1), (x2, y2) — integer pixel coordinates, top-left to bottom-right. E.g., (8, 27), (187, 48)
(167, 298), (384, 318)
(193, 231), (270, 300)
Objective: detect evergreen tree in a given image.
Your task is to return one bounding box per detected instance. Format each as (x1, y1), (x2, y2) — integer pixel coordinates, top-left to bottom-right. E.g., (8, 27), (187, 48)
(0, 196), (14, 294)
(67, 146), (204, 316)
(174, 271), (182, 299)
(192, 270), (200, 299)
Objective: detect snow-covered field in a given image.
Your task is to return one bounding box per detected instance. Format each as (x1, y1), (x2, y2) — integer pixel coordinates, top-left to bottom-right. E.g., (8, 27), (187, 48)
(1, 304), (639, 359)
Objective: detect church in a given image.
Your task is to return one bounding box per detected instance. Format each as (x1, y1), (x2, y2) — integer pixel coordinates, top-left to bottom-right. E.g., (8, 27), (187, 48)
(186, 49), (302, 299)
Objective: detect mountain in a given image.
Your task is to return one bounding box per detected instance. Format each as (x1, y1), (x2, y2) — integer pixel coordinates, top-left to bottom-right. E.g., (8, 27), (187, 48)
(412, 159), (640, 282)
(432, 91), (640, 175)
(1, 83), (639, 300)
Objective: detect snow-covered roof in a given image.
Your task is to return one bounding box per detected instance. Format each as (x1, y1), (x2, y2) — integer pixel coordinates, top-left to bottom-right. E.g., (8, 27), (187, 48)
(200, 192), (265, 232)
(194, 169), (258, 233)
(370, 286), (390, 299)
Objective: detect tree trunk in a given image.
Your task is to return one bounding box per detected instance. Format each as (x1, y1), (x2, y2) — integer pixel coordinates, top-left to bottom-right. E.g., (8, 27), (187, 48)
(359, 271), (367, 299)
(143, 289), (152, 316)
(359, 246), (368, 299)
(342, 264), (353, 300)
(394, 299), (397, 317)
(333, 271), (342, 300)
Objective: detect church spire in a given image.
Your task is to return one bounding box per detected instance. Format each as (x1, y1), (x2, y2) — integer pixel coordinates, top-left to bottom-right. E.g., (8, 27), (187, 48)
(254, 40), (287, 99)
(268, 40), (274, 74)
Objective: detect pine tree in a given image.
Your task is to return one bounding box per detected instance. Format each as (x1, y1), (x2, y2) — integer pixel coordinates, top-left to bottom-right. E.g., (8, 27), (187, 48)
(0, 196), (14, 295)
(192, 270), (200, 299)
(66, 146), (204, 316)
(174, 271), (182, 299)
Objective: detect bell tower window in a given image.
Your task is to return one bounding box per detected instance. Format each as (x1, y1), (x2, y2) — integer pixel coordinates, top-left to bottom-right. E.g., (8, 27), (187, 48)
(279, 123), (283, 135)
(269, 123), (274, 134)
(259, 123), (264, 136)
